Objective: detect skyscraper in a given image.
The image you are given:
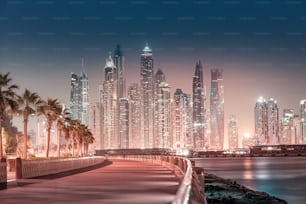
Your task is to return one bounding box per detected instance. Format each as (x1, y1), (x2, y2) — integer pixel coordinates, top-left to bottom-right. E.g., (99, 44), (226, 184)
(114, 45), (126, 99)
(128, 83), (141, 148)
(192, 61), (206, 149)
(300, 99), (306, 144)
(119, 98), (129, 149)
(254, 97), (268, 145)
(254, 97), (279, 145)
(102, 54), (118, 149)
(210, 69), (224, 150)
(140, 43), (154, 148)
(80, 59), (89, 125)
(154, 69), (171, 148)
(280, 109), (297, 144)
(267, 98), (279, 145)
(228, 115), (238, 150)
(69, 59), (89, 125)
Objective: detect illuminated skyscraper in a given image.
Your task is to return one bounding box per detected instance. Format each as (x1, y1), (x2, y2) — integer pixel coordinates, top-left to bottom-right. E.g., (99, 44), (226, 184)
(254, 97), (279, 145)
(69, 59), (89, 125)
(140, 43), (154, 148)
(173, 89), (192, 149)
(280, 109), (297, 144)
(114, 45), (126, 99)
(228, 115), (238, 150)
(192, 61), (206, 148)
(154, 69), (171, 148)
(254, 97), (268, 145)
(210, 69), (224, 150)
(70, 72), (81, 120)
(128, 83), (141, 148)
(102, 54), (118, 149)
(89, 102), (103, 150)
(300, 99), (306, 144)
(267, 98), (279, 145)
(119, 98), (129, 148)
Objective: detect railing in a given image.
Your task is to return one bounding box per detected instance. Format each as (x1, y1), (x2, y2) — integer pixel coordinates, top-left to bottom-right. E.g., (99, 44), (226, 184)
(16, 156), (105, 179)
(107, 155), (206, 204)
(0, 158), (7, 190)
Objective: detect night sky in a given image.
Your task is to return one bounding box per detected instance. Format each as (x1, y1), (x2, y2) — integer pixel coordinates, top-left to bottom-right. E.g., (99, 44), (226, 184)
(1, 0), (306, 147)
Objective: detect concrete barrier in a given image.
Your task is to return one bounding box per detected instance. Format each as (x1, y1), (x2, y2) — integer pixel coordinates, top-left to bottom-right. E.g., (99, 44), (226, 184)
(108, 155), (207, 204)
(0, 158), (7, 190)
(16, 156), (105, 179)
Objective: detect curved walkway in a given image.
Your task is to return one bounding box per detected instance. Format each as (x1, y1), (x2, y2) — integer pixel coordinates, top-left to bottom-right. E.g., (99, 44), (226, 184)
(0, 159), (179, 204)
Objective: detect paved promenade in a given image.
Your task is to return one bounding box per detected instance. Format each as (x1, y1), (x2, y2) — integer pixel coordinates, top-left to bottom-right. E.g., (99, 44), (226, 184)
(1, 159), (179, 204)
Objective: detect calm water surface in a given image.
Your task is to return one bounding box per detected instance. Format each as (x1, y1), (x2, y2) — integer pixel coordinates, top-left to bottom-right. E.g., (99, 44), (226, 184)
(194, 157), (306, 204)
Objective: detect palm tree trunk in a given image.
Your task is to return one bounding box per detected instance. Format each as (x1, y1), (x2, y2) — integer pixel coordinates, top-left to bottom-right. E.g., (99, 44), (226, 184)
(65, 137), (69, 155)
(56, 128), (61, 157)
(23, 114), (28, 159)
(45, 126), (51, 158)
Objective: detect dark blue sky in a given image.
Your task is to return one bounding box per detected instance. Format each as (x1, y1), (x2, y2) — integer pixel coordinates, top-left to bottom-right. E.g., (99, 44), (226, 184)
(1, 0), (306, 144)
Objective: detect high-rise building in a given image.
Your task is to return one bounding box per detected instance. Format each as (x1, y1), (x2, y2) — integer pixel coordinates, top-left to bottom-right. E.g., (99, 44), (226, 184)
(254, 97), (268, 145)
(267, 98), (279, 145)
(300, 99), (306, 144)
(210, 69), (224, 150)
(128, 83), (141, 148)
(254, 97), (279, 145)
(280, 109), (298, 144)
(88, 102), (103, 150)
(70, 73), (81, 120)
(154, 69), (171, 148)
(69, 59), (89, 125)
(140, 43), (154, 148)
(228, 115), (238, 150)
(102, 54), (118, 149)
(192, 61), (206, 149)
(114, 45), (126, 99)
(119, 98), (129, 148)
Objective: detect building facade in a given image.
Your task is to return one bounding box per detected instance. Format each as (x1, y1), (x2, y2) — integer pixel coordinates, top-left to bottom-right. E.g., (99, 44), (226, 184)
(154, 69), (171, 148)
(192, 61), (206, 148)
(228, 115), (238, 150)
(210, 69), (224, 150)
(69, 59), (89, 126)
(102, 54), (118, 149)
(300, 99), (306, 144)
(119, 98), (129, 148)
(128, 83), (141, 148)
(140, 43), (154, 148)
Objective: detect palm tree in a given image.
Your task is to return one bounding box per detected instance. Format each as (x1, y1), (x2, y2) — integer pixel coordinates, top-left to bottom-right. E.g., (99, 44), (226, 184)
(62, 117), (72, 155)
(83, 128), (94, 156)
(0, 72), (19, 158)
(37, 98), (61, 158)
(16, 89), (41, 159)
(70, 119), (81, 157)
(56, 108), (70, 157)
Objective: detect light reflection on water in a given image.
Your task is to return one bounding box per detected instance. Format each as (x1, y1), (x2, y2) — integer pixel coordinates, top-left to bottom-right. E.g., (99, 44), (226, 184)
(194, 157), (306, 204)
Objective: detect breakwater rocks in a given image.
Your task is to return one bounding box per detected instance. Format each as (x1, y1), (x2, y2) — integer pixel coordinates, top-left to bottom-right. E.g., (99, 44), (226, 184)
(204, 173), (288, 204)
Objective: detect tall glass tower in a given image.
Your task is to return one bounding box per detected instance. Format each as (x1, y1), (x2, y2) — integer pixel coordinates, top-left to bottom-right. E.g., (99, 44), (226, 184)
(103, 54), (118, 149)
(69, 58), (89, 126)
(154, 69), (171, 148)
(192, 61), (206, 148)
(228, 115), (238, 150)
(114, 45), (126, 99)
(210, 69), (224, 150)
(300, 99), (306, 144)
(140, 43), (154, 148)
(128, 83), (141, 148)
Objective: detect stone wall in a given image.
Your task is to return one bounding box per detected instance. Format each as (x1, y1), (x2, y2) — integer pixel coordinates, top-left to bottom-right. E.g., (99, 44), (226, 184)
(16, 156), (105, 179)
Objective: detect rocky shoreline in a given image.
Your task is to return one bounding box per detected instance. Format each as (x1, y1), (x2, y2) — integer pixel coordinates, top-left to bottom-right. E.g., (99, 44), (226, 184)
(203, 173), (288, 204)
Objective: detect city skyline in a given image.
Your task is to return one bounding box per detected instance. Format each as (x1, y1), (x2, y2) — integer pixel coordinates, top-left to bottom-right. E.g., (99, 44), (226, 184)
(1, 0), (306, 148)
